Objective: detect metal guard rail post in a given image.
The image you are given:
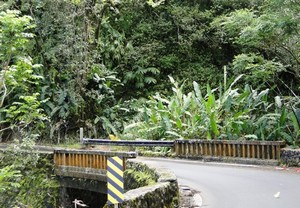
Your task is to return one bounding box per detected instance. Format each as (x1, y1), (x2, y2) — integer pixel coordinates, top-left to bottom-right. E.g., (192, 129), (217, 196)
(174, 140), (286, 160)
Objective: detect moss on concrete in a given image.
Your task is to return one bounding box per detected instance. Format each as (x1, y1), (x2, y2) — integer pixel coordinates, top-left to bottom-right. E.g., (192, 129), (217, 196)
(108, 160), (179, 208)
(124, 162), (157, 190)
(281, 148), (300, 167)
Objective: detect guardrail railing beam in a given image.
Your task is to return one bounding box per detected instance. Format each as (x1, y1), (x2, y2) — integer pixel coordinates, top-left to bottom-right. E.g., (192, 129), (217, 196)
(82, 138), (174, 147)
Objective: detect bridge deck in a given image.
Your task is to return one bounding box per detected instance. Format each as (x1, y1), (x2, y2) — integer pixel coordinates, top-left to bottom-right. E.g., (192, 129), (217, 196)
(54, 149), (136, 182)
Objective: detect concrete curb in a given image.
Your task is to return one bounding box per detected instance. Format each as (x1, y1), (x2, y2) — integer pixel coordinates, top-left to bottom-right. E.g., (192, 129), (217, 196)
(127, 159), (204, 207)
(176, 155), (279, 166)
(118, 160), (179, 208)
(179, 185), (203, 208)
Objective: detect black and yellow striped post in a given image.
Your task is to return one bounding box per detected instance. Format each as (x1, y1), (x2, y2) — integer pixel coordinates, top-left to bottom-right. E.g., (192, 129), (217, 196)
(107, 156), (124, 207)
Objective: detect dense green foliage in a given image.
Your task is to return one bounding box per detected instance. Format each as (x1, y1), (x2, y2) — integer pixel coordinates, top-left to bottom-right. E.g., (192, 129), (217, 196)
(0, 0), (299, 146)
(123, 76), (299, 146)
(0, 138), (59, 207)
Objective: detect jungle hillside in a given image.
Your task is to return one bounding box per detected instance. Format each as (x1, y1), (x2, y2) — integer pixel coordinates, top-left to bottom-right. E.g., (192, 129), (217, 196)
(0, 0), (300, 146)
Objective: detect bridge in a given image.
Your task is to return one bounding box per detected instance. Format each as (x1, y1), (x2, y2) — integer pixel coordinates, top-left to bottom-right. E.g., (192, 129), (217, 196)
(0, 135), (297, 207)
(54, 149), (136, 194)
(54, 137), (286, 180)
(50, 137), (300, 208)
(53, 137), (285, 194)
(82, 138), (285, 162)
(54, 149), (136, 180)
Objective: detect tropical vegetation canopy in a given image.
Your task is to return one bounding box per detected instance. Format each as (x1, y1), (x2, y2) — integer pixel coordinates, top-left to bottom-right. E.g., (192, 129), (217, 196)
(0, 0), (299, 146)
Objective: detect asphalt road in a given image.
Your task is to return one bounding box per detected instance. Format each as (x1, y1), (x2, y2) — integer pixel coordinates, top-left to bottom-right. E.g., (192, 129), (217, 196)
(141, 157), (300, 208)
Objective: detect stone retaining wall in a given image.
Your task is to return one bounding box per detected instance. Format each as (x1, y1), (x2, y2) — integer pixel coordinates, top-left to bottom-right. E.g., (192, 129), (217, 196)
(110, 160), (179, 208)
(281, 148), (300, 166)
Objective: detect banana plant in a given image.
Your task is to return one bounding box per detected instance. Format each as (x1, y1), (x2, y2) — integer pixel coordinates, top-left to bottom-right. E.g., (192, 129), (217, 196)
(290, 108), (300, 146)
(122, 75), (295, 144)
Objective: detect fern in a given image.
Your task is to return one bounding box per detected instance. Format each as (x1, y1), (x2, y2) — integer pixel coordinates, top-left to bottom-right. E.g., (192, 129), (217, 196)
(124, 66), (160, 88)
